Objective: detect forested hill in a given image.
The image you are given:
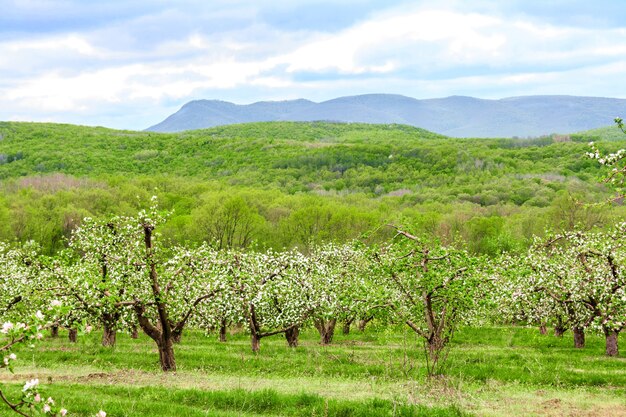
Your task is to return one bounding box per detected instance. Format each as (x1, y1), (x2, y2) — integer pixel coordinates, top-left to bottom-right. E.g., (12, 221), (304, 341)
(146, 94), (626, 138)
(0, 120), (624, 255)
(0, 120), (611, 194)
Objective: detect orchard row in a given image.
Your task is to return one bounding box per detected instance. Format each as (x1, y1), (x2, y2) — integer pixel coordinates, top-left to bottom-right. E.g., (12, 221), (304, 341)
(2, 199), (624, 377)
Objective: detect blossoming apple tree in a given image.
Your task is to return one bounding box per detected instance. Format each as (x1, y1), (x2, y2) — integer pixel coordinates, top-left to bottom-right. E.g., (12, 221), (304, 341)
(117, 201), (227, 371)
(223, 249), (313, 352)
(494, 249), (591, 347)
(62, 216), (143, 347)
(528, 227), (626, 356)
(306, 242), (386, 345)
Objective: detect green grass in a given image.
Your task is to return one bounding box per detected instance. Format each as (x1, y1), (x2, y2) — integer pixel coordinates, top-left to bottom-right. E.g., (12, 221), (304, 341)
(2, 325), (626, 416)
(0, 384), (470, 417)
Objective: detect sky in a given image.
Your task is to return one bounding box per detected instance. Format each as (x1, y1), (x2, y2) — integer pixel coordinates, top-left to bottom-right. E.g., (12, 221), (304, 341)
(1, 0), (626, 130)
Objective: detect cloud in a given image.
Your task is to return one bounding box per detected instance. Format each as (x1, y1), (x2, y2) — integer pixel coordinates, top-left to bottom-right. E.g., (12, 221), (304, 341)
(283, 10), (506, 74)
(1, 1), (626, 129)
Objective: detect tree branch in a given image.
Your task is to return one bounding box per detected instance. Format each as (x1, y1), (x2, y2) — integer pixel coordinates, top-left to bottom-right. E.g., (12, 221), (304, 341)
(0, 389), (30, 417)
(405, 320), (428, 338)
(259, 323), (299, 338)
(172, 289), (221, 335)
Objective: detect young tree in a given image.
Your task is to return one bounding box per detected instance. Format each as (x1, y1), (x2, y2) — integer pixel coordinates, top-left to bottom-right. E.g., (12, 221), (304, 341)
(373, 227), (487, 376)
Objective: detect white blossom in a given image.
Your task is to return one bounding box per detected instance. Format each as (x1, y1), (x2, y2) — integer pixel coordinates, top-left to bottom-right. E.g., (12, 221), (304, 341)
(23, 378), (39, 391)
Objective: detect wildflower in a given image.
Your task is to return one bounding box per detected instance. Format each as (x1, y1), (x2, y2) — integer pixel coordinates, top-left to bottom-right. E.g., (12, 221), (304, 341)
(60, 409), (68, 416)
(97, 410), (107, 417)
(43, 404), (51, 413)
(34, 393), (41, 402)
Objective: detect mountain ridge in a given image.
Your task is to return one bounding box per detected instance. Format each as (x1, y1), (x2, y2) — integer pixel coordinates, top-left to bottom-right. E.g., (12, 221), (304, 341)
(146, 94), (626, 138)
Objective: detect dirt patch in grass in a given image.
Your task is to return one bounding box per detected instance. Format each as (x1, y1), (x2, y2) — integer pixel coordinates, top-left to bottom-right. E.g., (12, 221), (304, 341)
(3, 369), (625, 417)
(471, 384), (626, 417)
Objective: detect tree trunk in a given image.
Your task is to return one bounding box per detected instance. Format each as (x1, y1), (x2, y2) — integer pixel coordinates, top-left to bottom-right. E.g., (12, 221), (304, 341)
(251, 332), (260, 353)
(219, 319), (228, 342)
(172, 331), (182, 344)
(50, 325), (59, 338)
(605, 329), (619, 357)
(342, 318), (354, 335)
(285, 326), (299, 348)
(358, 316), (373, 332)
(427, 336), (445, 362)
(425, 334), (447, 377)
(157, 338), (176, 371)
(141, 223), (177, 372)
(539, 323), (547, 335)
(573, 326), (585, 348)
(315, 319), (337, 345)
(130, 326), (139, 339)
(68, 328), (78, 343)
(102, 325), (117, 347)
(553, 315), (566, 337)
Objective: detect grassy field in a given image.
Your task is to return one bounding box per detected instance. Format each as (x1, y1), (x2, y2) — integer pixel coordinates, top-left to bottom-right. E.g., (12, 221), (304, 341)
(2, 325), (625, 416)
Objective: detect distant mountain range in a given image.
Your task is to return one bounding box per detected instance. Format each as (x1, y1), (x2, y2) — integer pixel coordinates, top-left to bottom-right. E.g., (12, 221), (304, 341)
(146, 94), (626, 138)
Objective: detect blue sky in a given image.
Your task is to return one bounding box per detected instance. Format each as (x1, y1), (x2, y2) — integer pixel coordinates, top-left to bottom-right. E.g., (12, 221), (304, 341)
(1, 0), (626, 130)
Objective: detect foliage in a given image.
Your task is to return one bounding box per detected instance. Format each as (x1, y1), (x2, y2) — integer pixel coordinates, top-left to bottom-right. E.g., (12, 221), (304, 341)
(0, 121), (624, 254)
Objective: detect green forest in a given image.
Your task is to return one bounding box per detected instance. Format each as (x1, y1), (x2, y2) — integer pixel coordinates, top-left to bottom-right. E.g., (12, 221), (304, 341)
(0, 120), (623, 255)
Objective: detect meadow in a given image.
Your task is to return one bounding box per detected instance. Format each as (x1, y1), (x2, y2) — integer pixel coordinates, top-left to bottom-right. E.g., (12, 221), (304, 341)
(2, 325), (625, 416)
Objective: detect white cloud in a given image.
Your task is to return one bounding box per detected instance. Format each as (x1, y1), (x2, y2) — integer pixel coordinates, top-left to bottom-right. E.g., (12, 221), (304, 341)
(283, 10), (506, 74)
(1, 2), (626, 129)
(5, 35), (98, 55)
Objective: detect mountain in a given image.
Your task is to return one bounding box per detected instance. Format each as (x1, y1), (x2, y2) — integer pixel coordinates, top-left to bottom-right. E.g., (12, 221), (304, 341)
(146, 94), (626, 138)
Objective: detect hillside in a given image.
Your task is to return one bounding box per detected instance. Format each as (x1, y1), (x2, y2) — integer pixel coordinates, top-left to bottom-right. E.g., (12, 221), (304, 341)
(0, 121), (611, 196)
(574, 124), (626, 141)
(146, 94), (626, 138)
(0, 120), (624, 254)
